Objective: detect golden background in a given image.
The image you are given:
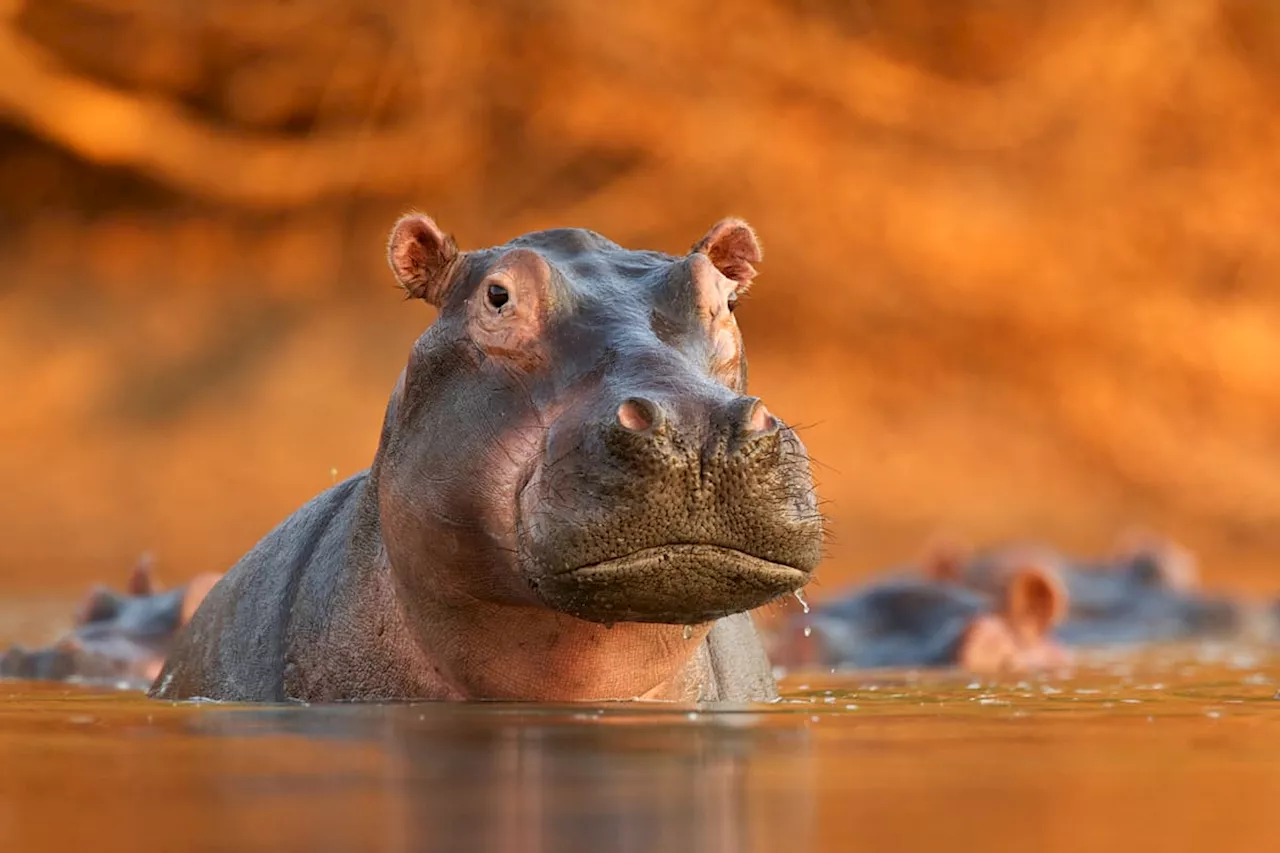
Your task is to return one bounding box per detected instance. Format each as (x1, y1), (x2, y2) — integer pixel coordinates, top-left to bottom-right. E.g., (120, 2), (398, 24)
(2, 0), (1278, 599)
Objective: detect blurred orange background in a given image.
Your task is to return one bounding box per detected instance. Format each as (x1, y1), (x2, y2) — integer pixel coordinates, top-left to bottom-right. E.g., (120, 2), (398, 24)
(2, 0), (1278, 599)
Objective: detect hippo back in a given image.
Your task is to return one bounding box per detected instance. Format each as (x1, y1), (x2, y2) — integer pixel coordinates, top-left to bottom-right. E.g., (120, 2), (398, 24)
(149, 473), (368, 701)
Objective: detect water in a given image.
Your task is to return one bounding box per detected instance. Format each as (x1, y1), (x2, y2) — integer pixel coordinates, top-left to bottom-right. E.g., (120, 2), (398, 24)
(3, 598), (1280, 852)
(2, 650), (1279, 852)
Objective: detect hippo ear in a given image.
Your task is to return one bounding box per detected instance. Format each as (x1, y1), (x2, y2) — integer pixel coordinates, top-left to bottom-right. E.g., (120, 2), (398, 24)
(388, 214), (460, 306)
(127, 553), (156, 596)
(1113, 530), (1199, 591)
(692, 218), (762, 288)
(919, 535), (971, 582)
(1002, 563), (1067, 637)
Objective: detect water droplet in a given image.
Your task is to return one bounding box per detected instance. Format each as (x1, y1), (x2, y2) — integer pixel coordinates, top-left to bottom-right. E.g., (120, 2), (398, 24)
(844, 704), (859, 710)
(793, 589), (809, 614)
(802, 626), (812, 638)
(682, 624), (693, 641)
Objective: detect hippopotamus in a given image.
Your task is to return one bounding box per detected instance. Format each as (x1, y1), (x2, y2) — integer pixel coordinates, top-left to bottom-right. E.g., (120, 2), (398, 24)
(927, 534), (1248, 647)
(0, 558), (220, 687)
(766, 561), (1070, 674)
(150, 214), (824, 703)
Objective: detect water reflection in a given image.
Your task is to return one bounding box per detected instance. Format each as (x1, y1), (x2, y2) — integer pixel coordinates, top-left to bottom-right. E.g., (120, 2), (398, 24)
(4, 657), (1280, 853)
(1, 693), (815, 853)
(191, 703), (817, 853)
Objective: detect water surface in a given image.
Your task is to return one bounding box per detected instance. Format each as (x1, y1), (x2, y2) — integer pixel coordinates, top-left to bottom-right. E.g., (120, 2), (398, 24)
(2, 643), (1278, 852)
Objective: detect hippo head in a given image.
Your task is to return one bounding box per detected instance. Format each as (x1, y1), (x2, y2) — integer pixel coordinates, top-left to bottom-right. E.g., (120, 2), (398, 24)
(1, 559), (222, 687)
(933, 535), (1247, 646)
(766, 563), (1070, 675)
(375, 214), (823, 633)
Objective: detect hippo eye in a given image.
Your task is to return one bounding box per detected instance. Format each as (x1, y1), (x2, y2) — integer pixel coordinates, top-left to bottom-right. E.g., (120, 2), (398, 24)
(486, 284), (510, 311)
(727, 291), (739, 313)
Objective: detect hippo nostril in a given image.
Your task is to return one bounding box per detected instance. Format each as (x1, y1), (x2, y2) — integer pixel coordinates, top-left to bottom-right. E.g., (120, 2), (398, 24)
(617, 397), (662, 433)
(742, 399), (778, 437)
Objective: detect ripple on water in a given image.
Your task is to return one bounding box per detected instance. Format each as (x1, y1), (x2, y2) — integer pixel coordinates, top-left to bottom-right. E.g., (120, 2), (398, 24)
(1, 646), (1280, 852)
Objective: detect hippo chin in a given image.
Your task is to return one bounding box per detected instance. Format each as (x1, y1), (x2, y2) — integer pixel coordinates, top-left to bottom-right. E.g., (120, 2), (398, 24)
(150, 215), (824, 703)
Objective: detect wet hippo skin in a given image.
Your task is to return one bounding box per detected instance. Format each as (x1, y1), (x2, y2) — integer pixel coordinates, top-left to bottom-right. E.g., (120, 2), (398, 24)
(767, 563), (1070, 674)
(150, 215), (824, 703)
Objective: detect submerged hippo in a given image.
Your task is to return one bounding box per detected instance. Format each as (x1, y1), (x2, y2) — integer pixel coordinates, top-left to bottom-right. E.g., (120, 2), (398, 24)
(928, 534), (1248, 647)
(151, 215), (824, 703)
(0, 558), (220, 687)
(767, 561), (1069, 674)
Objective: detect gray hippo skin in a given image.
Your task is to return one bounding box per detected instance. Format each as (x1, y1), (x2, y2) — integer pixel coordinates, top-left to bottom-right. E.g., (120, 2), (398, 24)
(150, 214), (824, 703)
(934, 535), (1250, 647)
(1, 558), (221, 688)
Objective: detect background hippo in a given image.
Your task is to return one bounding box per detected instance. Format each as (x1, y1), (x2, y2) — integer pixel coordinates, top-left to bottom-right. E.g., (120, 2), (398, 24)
(766, 562), (1069, 674)
(150, 214), (824, 703)
(0, 558), (220, 687)
(926, 534), (1250, 647)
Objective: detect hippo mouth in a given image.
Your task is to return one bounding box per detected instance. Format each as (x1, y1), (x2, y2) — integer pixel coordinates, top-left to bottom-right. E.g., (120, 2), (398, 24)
(530, 543), (810, 625)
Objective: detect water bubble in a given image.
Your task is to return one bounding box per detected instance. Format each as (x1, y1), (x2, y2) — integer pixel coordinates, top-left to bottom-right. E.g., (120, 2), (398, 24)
(686, 712), (699, 721)
(682, 624), (693, 641)
(793, 590), (810, 614)
(802, 626), (812, 638)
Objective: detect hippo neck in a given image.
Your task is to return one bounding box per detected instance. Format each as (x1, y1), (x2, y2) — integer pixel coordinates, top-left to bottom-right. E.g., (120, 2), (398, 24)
(395, 598), (719, 702)
(339, 470), (716, 702)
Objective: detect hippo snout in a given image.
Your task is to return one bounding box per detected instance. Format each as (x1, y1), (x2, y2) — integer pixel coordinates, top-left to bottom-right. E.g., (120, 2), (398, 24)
(518, 389), (823, 625)
(614, 395), (778, 443)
